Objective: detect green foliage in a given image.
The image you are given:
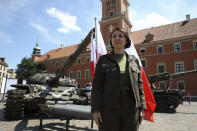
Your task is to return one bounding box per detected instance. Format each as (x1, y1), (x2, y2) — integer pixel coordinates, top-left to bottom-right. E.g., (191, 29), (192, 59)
(16, 57), (39, 80)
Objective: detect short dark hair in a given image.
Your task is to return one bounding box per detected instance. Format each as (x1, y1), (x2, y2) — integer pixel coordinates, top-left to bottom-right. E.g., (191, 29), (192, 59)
(109, 28), (131, 49)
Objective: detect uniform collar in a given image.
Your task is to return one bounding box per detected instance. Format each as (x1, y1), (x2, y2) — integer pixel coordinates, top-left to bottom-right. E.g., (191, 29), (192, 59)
(107, 51), (136, 63)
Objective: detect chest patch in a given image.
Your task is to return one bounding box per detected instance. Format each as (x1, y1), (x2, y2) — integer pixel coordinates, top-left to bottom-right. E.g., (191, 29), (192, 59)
(101, 63), (117, 72)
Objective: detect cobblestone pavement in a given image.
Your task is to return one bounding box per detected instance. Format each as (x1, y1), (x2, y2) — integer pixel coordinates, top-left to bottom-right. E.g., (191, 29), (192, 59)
(0, 94), (197, 131)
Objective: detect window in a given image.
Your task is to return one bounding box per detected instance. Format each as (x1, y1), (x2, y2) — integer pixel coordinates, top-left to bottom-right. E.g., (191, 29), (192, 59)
(157, 63), (165, 73)
(77, 58), (81, 64)
(86, 57), (90, 63)
(140, 48), (146, 54)
(145, 33), (154, 42)
(62, 59), (65, 66)
(175, 62), (184, 73)
(157, 46), (164, 54)
(174, 43), (181, 52)
(194, 60), (197, 70)
(69, 71), (74, 79)
(49, 62), (52, 68)
(193, 41), (197, 49)
(56, 61), (58, 67)
(109, 11), (113, 16)
(159, 82), (166, 90)
(85, 69), (90, 79)
(76, 70), (81, 79)
(177, 80), (185, 90)
(141, 59), (147, 68)
(85, 83), (89, 88)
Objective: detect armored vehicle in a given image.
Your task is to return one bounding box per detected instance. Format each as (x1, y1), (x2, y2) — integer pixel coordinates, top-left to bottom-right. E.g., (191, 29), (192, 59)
(4, 28), (94, 120)
(148, 70), (197, 112)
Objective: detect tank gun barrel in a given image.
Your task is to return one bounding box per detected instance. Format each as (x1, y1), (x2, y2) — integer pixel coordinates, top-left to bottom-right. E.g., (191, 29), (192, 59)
(148, 70), (197, 84)
(50, 28), (95, 86)
(148, 72), (170, 84)
(170, 70), (197, 78)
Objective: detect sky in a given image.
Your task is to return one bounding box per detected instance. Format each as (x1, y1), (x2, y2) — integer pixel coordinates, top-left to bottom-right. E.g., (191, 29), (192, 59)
(0, 0), (197, 69)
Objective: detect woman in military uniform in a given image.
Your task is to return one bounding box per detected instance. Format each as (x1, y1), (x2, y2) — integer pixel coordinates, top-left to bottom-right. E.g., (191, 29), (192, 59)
(91, 28), (146, 131)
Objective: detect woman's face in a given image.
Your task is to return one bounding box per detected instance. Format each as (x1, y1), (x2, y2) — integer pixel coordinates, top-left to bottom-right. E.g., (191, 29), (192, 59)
(111, 30), (126, 50)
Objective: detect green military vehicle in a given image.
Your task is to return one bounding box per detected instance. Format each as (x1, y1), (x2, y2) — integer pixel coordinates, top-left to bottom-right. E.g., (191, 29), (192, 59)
(148, 70), (197, 112)
(4, 28), (94, 120)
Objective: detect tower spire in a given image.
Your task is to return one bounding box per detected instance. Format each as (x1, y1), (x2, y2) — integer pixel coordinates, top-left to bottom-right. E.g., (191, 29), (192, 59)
(32, 35), (41, 55)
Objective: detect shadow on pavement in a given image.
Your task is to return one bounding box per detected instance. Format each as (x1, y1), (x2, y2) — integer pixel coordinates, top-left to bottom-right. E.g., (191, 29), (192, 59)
(176, 112), (197, 115)
(0, 108), (5, 121)
(14, 118), (28, 131)
(25, 122), (97, 131)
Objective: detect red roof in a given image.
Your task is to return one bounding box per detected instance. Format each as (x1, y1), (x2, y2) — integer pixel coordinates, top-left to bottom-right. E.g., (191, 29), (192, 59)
(131, 18), (197, 44)
(35, 43), (91, 62)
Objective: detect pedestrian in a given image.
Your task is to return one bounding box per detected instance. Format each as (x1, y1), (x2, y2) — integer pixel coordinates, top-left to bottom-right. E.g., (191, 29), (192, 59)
(86, 82), (92, 93)
(91, 28), (146, 131)
(86, 82), (92, 104)
(187, 91), (191, 104)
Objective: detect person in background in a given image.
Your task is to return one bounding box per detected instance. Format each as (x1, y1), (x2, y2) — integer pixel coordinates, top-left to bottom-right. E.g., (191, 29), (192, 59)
(187, 91), (191, 104)
(91, 28), (146, 131)
(86, 82), (92, 92)
(86, 82), (92, 104)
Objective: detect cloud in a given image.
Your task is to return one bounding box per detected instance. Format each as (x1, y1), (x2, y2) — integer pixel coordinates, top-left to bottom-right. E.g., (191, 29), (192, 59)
(46, 7), (80, 34)
(30, 22), (59, 44)
(30, 23), (48, 34)
(0, 32), (12, 44)
(130, 12), (173, 31)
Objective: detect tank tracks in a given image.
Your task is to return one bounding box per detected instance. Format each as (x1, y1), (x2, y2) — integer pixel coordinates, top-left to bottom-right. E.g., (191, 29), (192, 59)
(155, 93), (180, 113)
(4, 89), (26, 120)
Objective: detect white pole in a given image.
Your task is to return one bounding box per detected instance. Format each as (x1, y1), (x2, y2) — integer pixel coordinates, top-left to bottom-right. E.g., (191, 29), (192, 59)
(94, 17), (99, 63)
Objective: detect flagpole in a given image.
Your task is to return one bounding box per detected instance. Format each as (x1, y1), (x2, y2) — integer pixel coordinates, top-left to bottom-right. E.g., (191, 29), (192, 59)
(94, 17), (99, 63)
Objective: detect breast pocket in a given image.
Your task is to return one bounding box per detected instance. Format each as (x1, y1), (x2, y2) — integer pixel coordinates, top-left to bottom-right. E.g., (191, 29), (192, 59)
(130, 64), (140, 81)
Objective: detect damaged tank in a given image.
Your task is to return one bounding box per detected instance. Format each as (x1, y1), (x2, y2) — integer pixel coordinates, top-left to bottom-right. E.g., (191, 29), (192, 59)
(148, 70), (197, 112)
(4, 28), (94, 120)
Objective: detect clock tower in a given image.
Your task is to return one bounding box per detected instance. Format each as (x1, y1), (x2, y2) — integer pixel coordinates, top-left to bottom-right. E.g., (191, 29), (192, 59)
(100, 0), (132, 49)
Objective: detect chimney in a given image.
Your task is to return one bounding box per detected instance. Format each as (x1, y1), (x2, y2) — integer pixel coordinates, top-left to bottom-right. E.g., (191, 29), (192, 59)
(186, 14), (190, 21)
(61, 44), (64, 48)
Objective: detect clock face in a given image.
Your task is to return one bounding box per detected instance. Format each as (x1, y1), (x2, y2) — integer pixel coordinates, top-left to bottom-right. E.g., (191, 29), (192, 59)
(107, 0), (116, 10)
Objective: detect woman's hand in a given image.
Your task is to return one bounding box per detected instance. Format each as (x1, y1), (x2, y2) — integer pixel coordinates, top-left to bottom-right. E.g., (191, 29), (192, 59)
(139, 110), (144, 125)
(93, 111), (102, 127)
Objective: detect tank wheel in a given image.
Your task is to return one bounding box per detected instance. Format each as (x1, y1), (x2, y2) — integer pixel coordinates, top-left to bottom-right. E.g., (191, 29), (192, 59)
(73, 96), (88, 105)
(156, 100), (168, 112)
(4, 89), (26, 120)
(168, 95), (180, 110)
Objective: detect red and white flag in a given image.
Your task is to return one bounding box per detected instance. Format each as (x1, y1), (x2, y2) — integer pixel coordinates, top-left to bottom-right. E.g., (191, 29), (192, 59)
(91, 21), (107, 77)
(125, 38), (156, 122)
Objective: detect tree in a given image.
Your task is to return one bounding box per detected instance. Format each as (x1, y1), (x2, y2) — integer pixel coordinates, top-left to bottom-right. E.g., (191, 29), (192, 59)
(16, 57), (38, 83)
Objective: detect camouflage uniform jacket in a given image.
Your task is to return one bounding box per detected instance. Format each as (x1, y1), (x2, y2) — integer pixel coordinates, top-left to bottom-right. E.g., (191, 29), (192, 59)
(91, 52), (146, 113)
